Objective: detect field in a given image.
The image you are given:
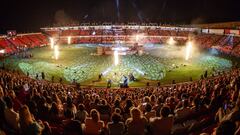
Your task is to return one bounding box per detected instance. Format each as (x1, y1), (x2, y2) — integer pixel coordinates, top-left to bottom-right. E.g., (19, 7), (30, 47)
(2, 44), (233, 87)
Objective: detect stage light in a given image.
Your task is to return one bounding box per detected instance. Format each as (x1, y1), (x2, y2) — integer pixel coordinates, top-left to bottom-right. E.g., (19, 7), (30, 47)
(0, 49), (5, 53)
(185, 41), (192, 61)
(134, 67), (144, 75)
(54, 45), (59, 60)
(167, 37), (176, 45)
(50, 38), (54, 49)
(68, 36), (71, 45)
(114, 50), (119, 66)
(102, 67), (113, 76)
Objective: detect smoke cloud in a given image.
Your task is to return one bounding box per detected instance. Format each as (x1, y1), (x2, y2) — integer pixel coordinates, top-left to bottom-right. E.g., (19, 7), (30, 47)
(54, 10), (78, 26)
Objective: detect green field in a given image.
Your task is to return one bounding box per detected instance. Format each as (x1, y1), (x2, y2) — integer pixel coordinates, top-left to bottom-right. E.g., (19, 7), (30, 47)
(3, 44), (233, 87)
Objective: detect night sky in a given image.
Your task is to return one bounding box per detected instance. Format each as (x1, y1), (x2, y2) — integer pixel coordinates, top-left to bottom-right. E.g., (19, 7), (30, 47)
(0, 0), (239, 33)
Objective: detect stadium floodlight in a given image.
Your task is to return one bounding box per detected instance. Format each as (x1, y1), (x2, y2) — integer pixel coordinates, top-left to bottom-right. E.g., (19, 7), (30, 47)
(68, 36), (71, 45)
(50, 38), (54, 49)
(102, 67), (113, 76)
(185, 41), (192, 61)
(114, 50), (119, 66)
(0, 49), (5, 53)
(54, 45), (59, 60)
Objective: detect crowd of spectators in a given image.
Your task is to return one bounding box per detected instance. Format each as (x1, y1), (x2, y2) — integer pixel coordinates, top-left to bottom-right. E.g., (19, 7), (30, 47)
(0, 65), (240, 135)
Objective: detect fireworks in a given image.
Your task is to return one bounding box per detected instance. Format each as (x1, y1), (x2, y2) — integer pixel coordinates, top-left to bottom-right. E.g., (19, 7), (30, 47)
(50, 38), (54, 49)
(0, 50), (5, 53)
(114, 50), (119, 66)
(68, 36), (71, 45)
(167, 37), (176, 45)
(185, 41), (193, 61)
(54, 45), (59, 60)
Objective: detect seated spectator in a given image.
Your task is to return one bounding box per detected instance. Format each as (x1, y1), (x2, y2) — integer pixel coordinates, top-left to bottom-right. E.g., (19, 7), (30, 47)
(41, 121), (52, 135)
(37, 97), (49, 121)
(125, 107), (147, 135)
(123, 99), (133, 119)
(0, 86), (6, 129)
(19, 105), (42, 135)
(4, 96), (19, 131)
(63, 97), (77, 115)
(214, 120), (236, 135)
(75, 104), (88, 123)
(144, 103), (156, 121)
(49, 102), (62, 123)
(114, 108), (122, 114)
(8, 90), (21, 112)
(107, 113), (125, 135)
(85, 109), (104, 135)
(149, 106), (174, 135)
(221, 96), (240, 122)
(98, 99), (111, 121)
(63, 109), (82, 135)
(175, 99), (192, 120)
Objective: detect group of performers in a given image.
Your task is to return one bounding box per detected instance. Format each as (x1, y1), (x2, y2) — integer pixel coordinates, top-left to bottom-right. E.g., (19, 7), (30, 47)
(105, 72), (135, 88)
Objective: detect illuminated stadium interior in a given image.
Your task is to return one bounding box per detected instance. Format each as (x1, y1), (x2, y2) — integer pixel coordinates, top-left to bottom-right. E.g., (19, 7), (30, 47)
(0, 0), (240, 135)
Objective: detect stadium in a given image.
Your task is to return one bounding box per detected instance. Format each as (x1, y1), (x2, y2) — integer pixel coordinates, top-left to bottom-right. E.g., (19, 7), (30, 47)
(0, 0), (240, 135)
(1, 25), (239, 87)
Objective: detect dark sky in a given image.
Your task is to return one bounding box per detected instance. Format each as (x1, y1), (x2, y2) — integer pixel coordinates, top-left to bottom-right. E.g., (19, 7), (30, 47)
(0, 0), (239, 33)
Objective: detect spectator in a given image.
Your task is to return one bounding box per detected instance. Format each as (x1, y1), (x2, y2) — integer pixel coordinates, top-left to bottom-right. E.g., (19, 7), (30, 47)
(75, 104), (88, 123)
(49, 102), (62, 123)
(19, 105), (42, 135)
(63, 109), (82, 135)
(64, 97), (77, 115)
(214, 120), (236, 135)
(125, 107), (147, 135)
(144, 103), (156, 121)
(150, 106), (174, 135)
(85, 109), (104, 135)
(4, 96), (19, 131)
(107, 113), (125, 135)
(0, 86), (6, 129)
